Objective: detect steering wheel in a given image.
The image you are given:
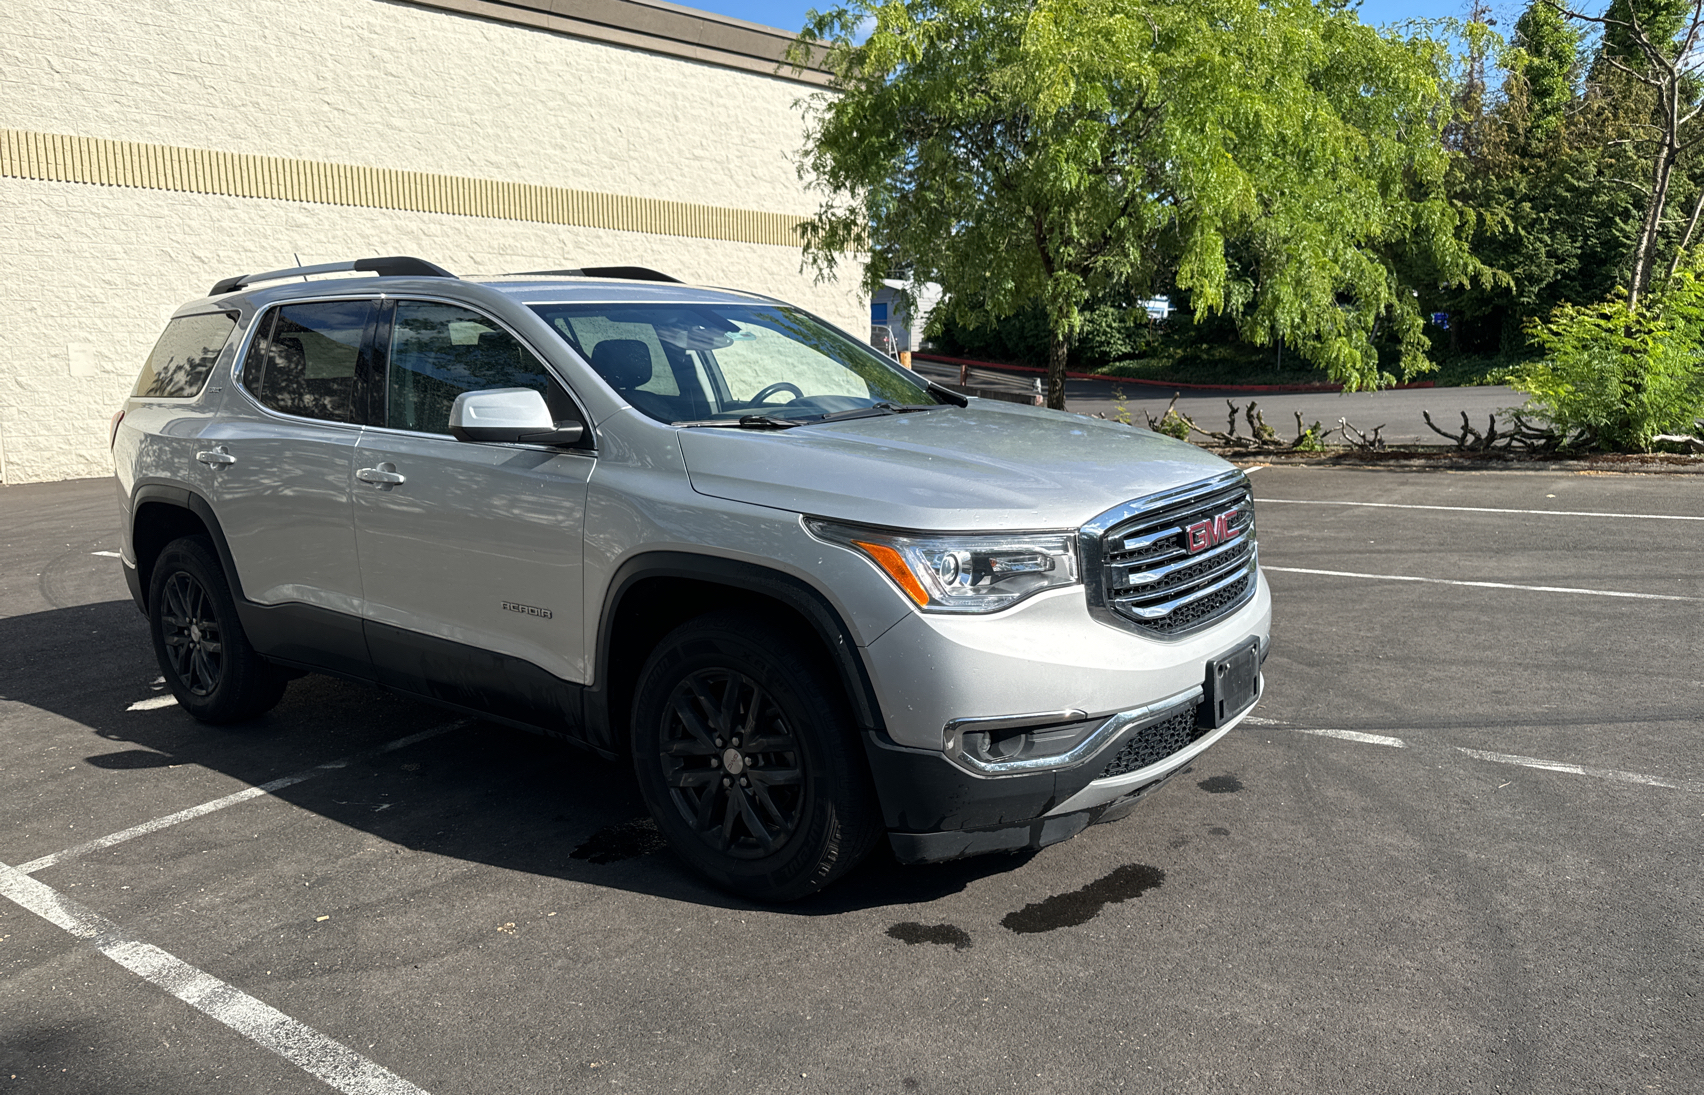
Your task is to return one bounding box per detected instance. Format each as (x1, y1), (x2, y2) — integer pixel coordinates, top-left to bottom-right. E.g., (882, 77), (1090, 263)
(750, 382), (804, 404)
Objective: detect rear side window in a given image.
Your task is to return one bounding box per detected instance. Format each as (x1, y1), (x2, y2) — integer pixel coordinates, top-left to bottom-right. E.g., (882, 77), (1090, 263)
(385, 301), (565, 434)
(133, 313), (236, 398)
(243, 300), (375, 423)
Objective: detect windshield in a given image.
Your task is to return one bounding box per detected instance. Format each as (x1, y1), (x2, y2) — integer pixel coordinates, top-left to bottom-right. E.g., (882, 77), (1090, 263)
(527, 302), (940, 425)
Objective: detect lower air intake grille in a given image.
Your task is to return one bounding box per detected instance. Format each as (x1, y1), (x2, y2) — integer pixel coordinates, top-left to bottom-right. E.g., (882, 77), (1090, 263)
(1097, 705), (1207, 780)
(1082, 470), (1258, 638)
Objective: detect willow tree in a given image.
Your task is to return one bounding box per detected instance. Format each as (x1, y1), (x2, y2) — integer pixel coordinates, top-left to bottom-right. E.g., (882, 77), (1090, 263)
(791, 0), (1482, 405)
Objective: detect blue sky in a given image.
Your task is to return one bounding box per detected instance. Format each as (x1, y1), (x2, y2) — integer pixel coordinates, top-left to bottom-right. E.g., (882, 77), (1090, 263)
(693, 1), (1516, 35)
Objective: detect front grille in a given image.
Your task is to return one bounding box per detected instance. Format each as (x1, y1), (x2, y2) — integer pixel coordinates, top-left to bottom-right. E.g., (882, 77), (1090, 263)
(1097, 704), (1206, 780)
(1081, 471), (1258, 638)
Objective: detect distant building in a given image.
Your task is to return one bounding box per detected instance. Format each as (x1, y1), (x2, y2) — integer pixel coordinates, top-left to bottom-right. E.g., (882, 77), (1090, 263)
(1, 0), (862, 483)
(871, 279), (945, 356)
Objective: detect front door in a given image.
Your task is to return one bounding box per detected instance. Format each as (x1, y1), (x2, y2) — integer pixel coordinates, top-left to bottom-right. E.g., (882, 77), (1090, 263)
(351, 299), (593, 732)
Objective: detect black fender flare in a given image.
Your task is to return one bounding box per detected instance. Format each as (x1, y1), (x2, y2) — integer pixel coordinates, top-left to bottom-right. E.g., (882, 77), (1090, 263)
(585, 551), (886, 753)
(129, 483), (246, 607)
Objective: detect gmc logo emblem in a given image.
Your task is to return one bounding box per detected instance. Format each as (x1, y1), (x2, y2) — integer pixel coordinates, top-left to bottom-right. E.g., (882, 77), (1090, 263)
(1185, 508), (1240, 554)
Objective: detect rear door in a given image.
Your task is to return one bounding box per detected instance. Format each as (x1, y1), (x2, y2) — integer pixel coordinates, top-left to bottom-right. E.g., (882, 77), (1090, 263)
(203, 297), (379, 675)
(351, 298), (594, 730)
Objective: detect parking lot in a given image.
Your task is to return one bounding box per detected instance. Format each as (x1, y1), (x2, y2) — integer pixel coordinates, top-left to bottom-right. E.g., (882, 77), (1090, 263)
(3, 465), (1701, 1094)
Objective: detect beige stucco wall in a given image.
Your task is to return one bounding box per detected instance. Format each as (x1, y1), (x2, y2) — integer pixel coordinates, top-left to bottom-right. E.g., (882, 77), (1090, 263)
(0, 0), (855, 484)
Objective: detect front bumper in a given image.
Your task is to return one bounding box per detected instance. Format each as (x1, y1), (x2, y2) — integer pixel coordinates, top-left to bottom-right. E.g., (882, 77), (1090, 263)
(868, 670), (1263, 864)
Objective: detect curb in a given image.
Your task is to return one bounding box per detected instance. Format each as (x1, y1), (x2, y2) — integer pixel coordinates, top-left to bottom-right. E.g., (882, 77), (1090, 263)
(913, 353), (1438, 394)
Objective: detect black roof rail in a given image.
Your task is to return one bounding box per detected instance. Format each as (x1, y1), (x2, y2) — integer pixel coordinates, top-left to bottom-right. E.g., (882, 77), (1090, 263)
(209, 256), (456, 296)
(503, 266), (682, 283)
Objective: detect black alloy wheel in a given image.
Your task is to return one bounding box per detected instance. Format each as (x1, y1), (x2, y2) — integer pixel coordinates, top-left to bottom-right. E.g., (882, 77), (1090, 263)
(631, 610), (881, 901)
(147, 536), (287, 724)
(159, 568), (225, 696)
(658, 667), (805, 859)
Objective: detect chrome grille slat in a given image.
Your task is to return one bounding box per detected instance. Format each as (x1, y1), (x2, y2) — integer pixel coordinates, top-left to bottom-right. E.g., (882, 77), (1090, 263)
(1110, 526), (1251, 587)
(1115, 563), (1253, 618)
(1110, 486), (1246, 545)
(1080, 470), (1258, 639)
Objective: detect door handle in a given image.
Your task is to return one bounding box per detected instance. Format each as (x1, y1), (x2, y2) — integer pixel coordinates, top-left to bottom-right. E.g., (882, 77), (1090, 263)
(356, 463), (407, 487)
(195, 447), (236, 467)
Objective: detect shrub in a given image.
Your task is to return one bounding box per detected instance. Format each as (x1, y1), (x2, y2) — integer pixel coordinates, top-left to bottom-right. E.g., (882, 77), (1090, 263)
(1511, 268), (1704, 451)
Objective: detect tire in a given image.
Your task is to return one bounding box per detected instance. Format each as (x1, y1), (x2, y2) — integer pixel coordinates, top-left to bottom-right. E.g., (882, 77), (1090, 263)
(147, 536), (287, 724)
(630, 610), (882, 901)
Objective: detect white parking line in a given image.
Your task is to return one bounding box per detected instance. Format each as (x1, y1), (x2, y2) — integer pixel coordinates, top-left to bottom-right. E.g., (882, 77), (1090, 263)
(0, 859), (431, 1095)
(1262, 566), (1703, 603)
(126, 694), (178, 711)
(1294, 727), (1407, 748)
(1453, 747), (1704, 794)
(1252, 719), (1702, 793)
(91, 550), (122, 558)
(17, 719), (469, 875)
(1260, 499), (1704, 522)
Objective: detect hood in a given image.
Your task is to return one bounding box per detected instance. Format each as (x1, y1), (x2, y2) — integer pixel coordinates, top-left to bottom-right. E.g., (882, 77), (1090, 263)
(678, 401), (1235, 530)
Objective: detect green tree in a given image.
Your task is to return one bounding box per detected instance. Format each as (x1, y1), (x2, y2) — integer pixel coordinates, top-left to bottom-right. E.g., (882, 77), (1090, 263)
(1512, 256), (1704, 449)
(1515, 1), (1581, 145)
(1561, 0), (1704, 307)
(790, 0), (1482, 405)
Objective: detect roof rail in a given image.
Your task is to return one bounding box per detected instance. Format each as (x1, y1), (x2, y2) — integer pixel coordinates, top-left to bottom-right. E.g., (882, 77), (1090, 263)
(504, 266), (682, 283)
(209, 256), (456, 296)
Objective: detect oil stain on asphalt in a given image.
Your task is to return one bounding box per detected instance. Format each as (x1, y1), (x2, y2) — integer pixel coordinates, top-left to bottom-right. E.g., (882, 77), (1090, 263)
(1197, 774), (1243, 793)
(1001, 864), (1166, 934)
(886, 922), (973, 950)
(570, 817), (668, 864)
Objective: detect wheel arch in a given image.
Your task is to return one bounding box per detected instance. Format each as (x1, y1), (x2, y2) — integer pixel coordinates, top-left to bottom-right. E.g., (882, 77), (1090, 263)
(587, 552), (885, 756)
(130, 485), (245, 611)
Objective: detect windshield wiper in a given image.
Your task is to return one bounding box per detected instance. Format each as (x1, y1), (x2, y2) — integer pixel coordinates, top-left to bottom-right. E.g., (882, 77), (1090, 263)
(675, 401), (947, 430)
(813, 402), (942, 424)
(672, 414), (812, 429)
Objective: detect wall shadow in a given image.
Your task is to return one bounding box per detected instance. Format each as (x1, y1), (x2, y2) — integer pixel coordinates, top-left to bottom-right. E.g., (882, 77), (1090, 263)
(0, 600), (1027, 914)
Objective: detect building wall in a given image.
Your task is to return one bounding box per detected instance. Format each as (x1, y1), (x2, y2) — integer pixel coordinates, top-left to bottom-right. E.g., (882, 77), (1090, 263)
(0, 0), (855, 484)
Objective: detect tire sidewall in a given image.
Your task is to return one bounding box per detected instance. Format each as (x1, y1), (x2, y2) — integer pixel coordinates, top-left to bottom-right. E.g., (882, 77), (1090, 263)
(631, 614), (875, 901)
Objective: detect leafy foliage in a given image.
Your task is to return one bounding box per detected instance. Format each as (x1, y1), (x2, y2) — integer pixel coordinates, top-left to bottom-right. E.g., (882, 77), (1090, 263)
(932, 295), (1149, 371)
(1510, 261), (1704, 449)
(791, 0), (1483, 402)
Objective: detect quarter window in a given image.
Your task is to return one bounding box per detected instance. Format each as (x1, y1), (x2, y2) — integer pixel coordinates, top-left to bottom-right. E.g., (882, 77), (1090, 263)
(133, 313), (236, 399)
(244, 300), (374, 423)
(386, 301), (564, 434)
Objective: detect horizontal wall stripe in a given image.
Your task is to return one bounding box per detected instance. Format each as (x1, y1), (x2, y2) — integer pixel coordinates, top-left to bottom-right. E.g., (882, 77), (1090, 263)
(0, 128), (810, 248)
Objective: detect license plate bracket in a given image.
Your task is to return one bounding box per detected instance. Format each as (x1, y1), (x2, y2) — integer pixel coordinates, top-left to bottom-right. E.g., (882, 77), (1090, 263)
(1200, 638), (1260, 729)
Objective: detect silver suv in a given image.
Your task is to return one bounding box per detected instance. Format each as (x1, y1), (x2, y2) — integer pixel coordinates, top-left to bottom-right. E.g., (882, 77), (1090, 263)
(113, 256), (1271, 900)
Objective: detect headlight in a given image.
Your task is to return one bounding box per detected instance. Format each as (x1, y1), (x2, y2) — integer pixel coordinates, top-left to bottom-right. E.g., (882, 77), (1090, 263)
(806, 519), (1079, 614)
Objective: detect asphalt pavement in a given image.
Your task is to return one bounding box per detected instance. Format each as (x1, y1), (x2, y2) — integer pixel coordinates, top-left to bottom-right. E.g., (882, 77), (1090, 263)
(2, 469), (1700, 1094)
(913, 359), (1522, 447)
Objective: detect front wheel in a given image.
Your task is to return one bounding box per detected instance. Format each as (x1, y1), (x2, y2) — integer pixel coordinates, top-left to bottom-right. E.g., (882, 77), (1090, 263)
(631, 611), (881, 901)
(147, 536), (287, 724)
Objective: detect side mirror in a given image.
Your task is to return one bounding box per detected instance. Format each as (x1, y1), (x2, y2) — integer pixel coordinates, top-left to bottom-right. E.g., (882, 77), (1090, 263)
(449, 388), (584, 446)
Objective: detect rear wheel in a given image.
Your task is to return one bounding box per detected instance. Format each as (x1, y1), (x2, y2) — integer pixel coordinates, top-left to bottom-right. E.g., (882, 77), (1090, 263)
(631, 610), (881, 901)
(147, 536), (287, 723)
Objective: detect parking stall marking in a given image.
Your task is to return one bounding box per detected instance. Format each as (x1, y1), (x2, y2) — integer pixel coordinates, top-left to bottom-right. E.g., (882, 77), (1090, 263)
(15, 719), (470, 876)
(1246, 717), (1704, 794)
(1243, 717), (1406, 748)
(1262, 566), (1704, 603)
(0, 859), (432, 1095)
(1259, 498), (1704, 522)
(1451, 747), (1704, 794)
